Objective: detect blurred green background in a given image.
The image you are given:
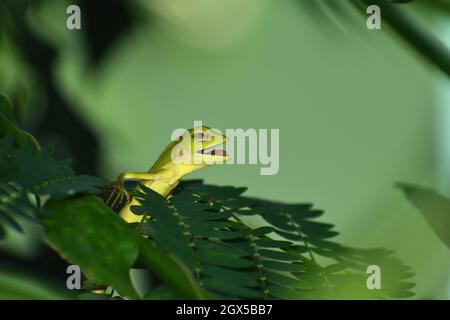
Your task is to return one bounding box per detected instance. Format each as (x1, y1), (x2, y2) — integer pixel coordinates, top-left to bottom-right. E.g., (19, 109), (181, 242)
(0, 0), (449, 299)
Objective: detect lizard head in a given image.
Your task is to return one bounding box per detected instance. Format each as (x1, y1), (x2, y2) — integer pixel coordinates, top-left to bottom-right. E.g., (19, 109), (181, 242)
(172, 126), (230, 167)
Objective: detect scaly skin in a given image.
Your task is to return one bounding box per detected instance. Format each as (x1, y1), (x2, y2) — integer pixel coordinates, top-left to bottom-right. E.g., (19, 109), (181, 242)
(108, 126), (230, 223)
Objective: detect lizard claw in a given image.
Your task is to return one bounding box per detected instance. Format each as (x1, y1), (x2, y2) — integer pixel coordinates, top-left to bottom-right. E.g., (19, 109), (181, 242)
(105, 183), (130, 209)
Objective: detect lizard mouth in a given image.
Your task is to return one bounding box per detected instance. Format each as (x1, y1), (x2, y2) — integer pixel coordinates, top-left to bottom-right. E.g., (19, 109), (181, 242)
(197, 144), (228, 158)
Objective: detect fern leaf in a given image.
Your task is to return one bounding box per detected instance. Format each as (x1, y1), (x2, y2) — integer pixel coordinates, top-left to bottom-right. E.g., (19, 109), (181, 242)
(0, 135), (108, 237)
(133, 180), (415, 299)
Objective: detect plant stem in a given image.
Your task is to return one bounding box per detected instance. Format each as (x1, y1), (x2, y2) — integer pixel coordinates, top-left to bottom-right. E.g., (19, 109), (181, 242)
(353, 0), (450, 76)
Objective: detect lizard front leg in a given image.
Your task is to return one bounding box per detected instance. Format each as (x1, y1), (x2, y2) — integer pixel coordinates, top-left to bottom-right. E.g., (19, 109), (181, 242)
(117, 172), (159, 184)
(105, 172), (158, 208)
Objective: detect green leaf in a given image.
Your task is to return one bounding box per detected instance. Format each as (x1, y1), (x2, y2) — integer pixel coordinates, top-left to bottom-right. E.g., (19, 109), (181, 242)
(0, 135), (108, 238)
(258, 249), (299, 261)
(0, 268), (71, 299)
(265, 270), (312, 290)
(196, 250), (254, 269)
(261, 260), (305, 272)
(0, 182), (39, 238)
(255, 239), (293, 248)
(0, 139), (107, 196)
(144, 285), (181, 300)
(201, 278), (262, 299)
(139, 181), (415, 299)
(323, 263), (349, 274)
(137, 238), (208, 300)
(181, 180), (247, 201)
(135, 185), (261, 298)
(398, 183), (450, 249)
(201, 265), (260, 288)
(267, 285), (308, 300)
(0, 97), (39, 149)
(37, 175), (109, 197)
(42, 195), (141, 299)
(0, 95), (15, 124)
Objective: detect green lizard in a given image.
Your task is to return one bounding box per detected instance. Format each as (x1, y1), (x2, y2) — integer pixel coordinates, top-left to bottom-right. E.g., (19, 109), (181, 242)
(107, 126), (230, 223)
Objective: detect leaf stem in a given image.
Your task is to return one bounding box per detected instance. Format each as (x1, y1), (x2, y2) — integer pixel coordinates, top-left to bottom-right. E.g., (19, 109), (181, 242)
(353, 0), (450, 76)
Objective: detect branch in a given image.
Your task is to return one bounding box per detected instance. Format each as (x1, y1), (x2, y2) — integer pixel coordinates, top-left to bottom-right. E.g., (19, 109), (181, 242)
(354, 0), (450, 76)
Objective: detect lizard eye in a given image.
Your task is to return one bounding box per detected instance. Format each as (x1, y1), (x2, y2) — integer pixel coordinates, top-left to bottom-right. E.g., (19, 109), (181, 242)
(194, 132), (208, 142)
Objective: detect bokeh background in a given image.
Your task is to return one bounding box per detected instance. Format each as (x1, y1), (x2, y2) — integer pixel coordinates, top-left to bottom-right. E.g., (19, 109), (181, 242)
(0, 0), (449, 299)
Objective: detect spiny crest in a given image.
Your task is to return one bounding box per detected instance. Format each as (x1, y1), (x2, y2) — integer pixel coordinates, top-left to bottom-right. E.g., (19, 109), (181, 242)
(149, 138), (182, 171)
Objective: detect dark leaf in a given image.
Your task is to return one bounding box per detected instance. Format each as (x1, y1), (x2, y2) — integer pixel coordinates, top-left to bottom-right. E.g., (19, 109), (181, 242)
(398, 183), (450, 249)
